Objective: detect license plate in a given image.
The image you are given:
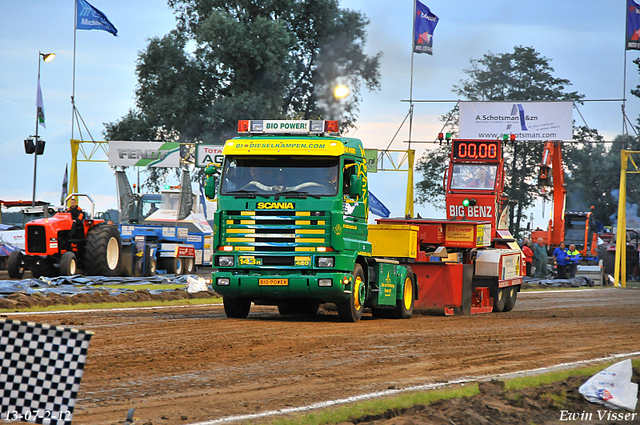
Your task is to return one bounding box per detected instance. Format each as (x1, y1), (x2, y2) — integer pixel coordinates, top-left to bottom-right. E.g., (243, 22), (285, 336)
(259, 278), (289, 286)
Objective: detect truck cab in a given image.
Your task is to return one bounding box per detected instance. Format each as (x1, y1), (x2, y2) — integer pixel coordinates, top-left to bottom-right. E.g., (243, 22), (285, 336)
(208, 120), (414, 322)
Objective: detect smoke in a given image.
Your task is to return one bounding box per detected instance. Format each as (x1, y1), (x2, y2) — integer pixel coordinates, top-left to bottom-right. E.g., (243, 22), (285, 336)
(609, 189), (640, 229)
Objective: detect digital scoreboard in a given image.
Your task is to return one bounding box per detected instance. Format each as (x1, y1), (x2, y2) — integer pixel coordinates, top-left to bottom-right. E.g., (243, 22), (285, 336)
(452, 140), (501, 161)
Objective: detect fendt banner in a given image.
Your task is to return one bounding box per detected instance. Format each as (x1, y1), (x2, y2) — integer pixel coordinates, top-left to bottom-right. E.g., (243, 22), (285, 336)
(458, 101), (573, 141)
(108, 141), (181, 167)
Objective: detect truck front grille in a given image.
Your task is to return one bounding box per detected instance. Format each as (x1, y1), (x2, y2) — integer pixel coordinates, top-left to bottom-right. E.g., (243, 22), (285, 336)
(27, 225), (47, 253)
(221, 210), (329, 254)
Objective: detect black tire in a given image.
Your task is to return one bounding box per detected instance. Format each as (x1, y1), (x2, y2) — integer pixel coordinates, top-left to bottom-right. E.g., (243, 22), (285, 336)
(85, 225), (121, 276)
(223, 296), (251, 318)
(338, 263), (366, 322)
(59, 251), (77, 276)
(149, 257), (157, 276)
(493, 287), (507, 313)
(7, 251), (24, 279)
(597, 244), (615, 275)
(185, 258), (195, 274)
(503, 285), (519, 312)
(395, 266), (415, 319)
(164, 257), (184, 275)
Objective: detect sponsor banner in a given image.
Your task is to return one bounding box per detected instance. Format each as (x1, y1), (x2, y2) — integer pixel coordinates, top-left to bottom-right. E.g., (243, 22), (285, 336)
(413, 0), (439, 55)
(501, 254), (520, 280)
(364, 149), (377, 173)
(627, 0), (640, 51)
(108, 141), (180, 167)
(459, 101), (573, 141)
(445, 223), (476, 247)
(196, 144), (224, 168)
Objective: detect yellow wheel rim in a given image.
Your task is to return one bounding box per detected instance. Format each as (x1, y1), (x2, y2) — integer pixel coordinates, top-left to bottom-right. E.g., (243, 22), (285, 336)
(403, 277), (412, 310)
(353, 276), (363, 311)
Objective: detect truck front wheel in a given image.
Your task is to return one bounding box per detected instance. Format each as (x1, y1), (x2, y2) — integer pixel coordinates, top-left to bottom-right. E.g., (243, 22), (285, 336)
(223, 296), (251, 319)
(338, 263), (366, 322)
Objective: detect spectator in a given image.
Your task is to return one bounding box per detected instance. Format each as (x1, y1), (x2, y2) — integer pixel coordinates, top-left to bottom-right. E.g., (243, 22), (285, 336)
(553, 242), (569, 279)
(533, 237), (548, 278)
(522, 238), (534, 277)
(567, 243), (581, 278)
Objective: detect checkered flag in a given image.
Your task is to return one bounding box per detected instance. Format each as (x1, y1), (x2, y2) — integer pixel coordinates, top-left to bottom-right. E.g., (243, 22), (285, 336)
(0, 319), (93, 424)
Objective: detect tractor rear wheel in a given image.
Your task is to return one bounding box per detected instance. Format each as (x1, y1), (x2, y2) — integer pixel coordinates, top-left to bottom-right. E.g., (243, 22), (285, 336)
(395, 266), (415, 319)
(7, 251), (24, 279)
(338, 263), (366, 322)
(59, 252), (77, 276)
(85, 225), (121, 276)
(223, 296), (251, 318)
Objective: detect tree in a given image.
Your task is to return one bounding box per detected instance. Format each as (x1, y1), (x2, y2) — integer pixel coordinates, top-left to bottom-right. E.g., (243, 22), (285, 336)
(104, 0), (381, 190)
(415, 46), (583, 236)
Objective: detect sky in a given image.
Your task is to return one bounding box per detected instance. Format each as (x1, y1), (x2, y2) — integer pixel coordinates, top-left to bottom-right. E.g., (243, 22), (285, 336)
(0, 0), (638, 227)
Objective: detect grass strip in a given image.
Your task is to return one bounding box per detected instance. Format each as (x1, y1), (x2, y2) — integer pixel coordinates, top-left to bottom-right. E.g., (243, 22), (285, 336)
(268, 359), (640, 425)
(0, 297), (223, 314)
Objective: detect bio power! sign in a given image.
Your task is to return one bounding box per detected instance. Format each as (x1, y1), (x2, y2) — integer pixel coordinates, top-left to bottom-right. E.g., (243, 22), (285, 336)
(458, 101), (573, 141)
(109, 141), (180, 167)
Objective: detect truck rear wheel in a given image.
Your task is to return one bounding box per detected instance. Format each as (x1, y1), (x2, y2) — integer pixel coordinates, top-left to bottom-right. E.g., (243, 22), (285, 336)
(395, 267), (414, 319)
(85, 225), (121, 276)
(338, 264), (366, 322)
(7, 251), (24, 279)
(59, 252), (77, 276)
(503, 286), (518, 312)
(223, 296), (251, 319)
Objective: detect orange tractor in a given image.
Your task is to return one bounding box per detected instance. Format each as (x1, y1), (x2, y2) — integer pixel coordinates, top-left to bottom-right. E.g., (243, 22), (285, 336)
(7, 194), (121, 278)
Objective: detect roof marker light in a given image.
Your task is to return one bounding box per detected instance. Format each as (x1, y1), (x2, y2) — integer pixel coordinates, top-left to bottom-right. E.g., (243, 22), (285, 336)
(238, 120), (249, 133)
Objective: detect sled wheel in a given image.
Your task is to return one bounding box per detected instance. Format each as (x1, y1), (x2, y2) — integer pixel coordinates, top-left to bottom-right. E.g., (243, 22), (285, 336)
(503, 285), (518, 312)
(493, 287), (507, 313)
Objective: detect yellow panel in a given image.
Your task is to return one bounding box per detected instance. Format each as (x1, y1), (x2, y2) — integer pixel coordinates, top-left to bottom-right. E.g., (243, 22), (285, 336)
(318, 220), (325, 225)
(226, 237), (255, 242)
(223, 138), (346, 156)
(296, 229), (325, 234)
(295, 238), (324, 243)
(226, 220), (234, 224)
(295, 220), (311, 225)
(227, 228), (256, 234)
(235, 246), (255, 251)
(295, 247), (315, 252)
(241, 211), (255, 216)
(240, 220), (255, 225)
(367, 224), (418, 259)
(297, 212), (311, 216)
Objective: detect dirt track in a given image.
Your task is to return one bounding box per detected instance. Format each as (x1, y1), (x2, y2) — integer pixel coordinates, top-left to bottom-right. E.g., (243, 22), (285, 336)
(6, 287), (640, 425)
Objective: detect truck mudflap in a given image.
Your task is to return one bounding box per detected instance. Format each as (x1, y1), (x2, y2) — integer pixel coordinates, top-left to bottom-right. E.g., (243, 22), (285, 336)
(212, 271), (354, 304)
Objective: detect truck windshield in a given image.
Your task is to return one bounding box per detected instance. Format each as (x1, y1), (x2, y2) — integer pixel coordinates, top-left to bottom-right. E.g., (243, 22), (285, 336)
(221, 156), (340, 197)
(450, 164), (497, 190)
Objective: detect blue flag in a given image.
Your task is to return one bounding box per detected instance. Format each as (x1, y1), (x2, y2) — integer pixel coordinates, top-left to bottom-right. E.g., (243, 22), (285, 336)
(628, 0), (640, 50)
(369, 191), (390, 218)
(414, 1), (439, 55)
(76, 0), (118, 36)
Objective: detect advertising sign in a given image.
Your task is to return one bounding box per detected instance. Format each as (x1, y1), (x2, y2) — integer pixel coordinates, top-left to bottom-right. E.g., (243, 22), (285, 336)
(445, 223), (476, 247)
(364, 149), (378, 173)
(196, 144), (224, 168)
(459, 101), (573, 141)
(108, 141), (180, 167)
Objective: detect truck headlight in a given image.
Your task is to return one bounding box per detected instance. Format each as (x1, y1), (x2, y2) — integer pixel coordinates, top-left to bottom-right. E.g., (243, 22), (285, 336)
(217, 277), (230, 286)
(317, 257), (334, 268)
(318, 278), (332, 287)
(218, 256), (234, 267)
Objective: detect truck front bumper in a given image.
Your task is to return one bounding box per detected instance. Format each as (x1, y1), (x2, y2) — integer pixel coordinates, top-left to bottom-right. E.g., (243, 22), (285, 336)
(212, 271), (354, 304)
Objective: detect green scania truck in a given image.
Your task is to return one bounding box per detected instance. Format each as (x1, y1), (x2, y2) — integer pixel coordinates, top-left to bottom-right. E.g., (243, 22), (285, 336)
(204, 119), (415, 322)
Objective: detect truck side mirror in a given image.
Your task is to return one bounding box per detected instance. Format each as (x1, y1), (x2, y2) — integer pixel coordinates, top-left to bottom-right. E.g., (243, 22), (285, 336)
(204, 165), (218, 200)
(349, 174), (363, 198)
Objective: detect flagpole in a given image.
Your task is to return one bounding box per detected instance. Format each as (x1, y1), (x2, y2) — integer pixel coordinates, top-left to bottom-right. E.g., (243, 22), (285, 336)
(72, 0), (77, 140)
(32, 56), (42, 207)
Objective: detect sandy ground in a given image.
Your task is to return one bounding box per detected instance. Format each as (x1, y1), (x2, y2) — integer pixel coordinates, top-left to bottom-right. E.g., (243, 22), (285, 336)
(3, 287), (639, 425)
